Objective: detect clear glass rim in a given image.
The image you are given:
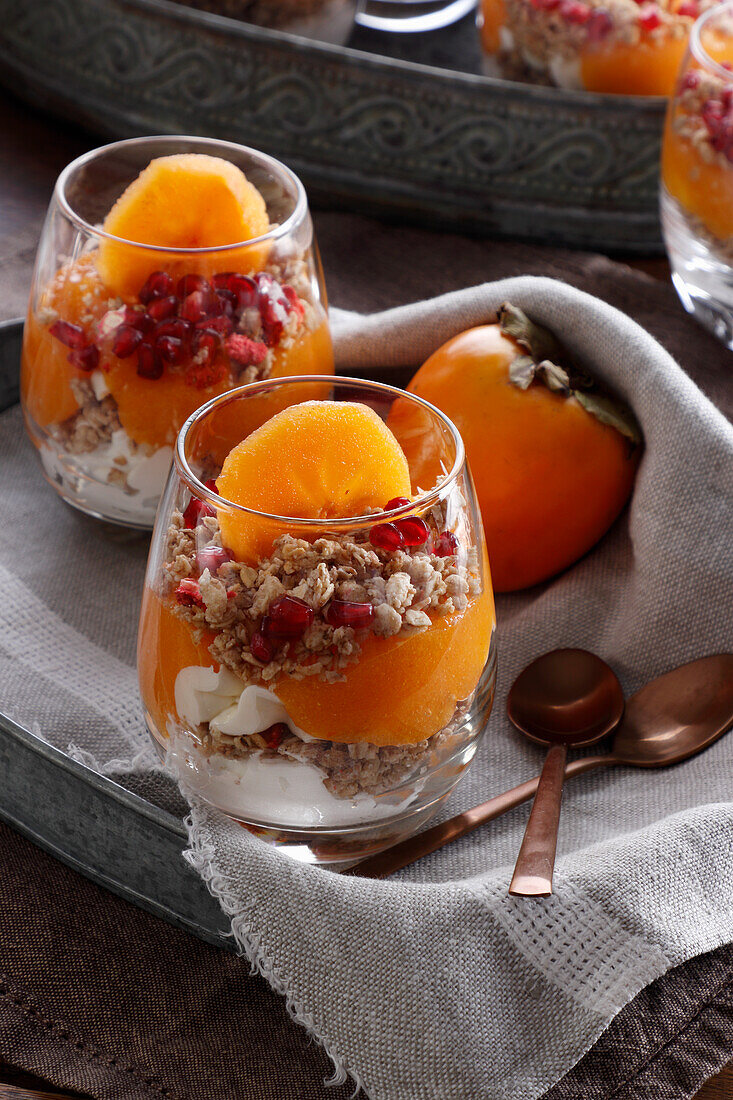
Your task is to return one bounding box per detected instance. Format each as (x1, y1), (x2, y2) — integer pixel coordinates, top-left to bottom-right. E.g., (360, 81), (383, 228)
(54, 134), (308, 254)
(690, 2), (733, 81)
(174, 375), (467, 526)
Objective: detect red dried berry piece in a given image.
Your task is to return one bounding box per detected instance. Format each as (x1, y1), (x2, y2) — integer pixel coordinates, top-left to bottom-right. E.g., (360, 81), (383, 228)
(139, 271), (174, 305)
(263, 722), (287, 750)
(384, 496), (411, 511)
(369, 522), (405, 552)
(435, 531), (459, 557)
(112, 325), (143, 359)
(638, 2), (661, 29)
(264, 595), (314, 639)
(180, 289), (214, 323)
(137, 344), (163, 380)
(325, 600), (375, 629)
(282, 284), (305, 322)
(396, 516), (430, 547)
(175, 578), (204, 608)
(177, 274), (211, 298)
(49, 320), (86, 349)
(587, 8), (613, 39)
(559, 0), (591, 21)
(251, 630), (275, 664)
(225, 333), (269, 367)
(147, 295), (179, 322)
(196, 545), (233, 575)
(68, 345), (100, 372)
(196, 315), (233, 337)
(156, 335), (185, 364)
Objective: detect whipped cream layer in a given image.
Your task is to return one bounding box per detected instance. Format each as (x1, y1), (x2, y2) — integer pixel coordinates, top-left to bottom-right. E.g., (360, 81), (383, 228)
(172, 666), (419, 827)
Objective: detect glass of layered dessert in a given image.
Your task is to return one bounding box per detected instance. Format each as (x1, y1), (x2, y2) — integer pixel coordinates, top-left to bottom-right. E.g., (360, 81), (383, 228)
(138, 377), (497, 865)
(21, 136), (333, 528)
(661, 2), (733, 345)
(478, 0), (714, 93)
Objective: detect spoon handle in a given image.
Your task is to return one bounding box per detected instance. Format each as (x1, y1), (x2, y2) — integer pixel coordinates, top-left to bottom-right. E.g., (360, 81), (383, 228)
(349, 754), (614, 879)
(508, 743), (568, 897)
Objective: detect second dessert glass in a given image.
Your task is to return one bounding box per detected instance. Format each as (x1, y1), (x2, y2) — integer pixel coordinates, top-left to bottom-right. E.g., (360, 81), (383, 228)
(21, 136), (333, 528)
(138, 377), (497, 865)
(661, 1), (733, 346)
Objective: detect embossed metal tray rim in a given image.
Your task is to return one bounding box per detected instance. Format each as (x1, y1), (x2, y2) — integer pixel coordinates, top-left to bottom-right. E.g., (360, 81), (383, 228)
(0, 0), (667, 252)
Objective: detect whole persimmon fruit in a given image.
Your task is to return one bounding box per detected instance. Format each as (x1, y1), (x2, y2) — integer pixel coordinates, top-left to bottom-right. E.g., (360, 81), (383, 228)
(403, 304), (642, 592)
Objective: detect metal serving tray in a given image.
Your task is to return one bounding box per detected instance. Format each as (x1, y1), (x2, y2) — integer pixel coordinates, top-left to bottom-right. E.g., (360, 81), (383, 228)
(0, 0), (666, 252)
(0, 318), (230, 949)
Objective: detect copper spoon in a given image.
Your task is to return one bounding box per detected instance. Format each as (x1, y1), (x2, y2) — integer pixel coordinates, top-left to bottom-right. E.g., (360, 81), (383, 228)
(507, 648), (625, 897)
(350, 653), (733, 880)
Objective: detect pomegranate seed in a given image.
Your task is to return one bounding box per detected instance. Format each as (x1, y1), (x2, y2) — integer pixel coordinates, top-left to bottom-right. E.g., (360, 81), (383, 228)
(175, 578), (204, 608)
(325, 600), (375, 629)
(196, 314), (233, 336)
(193, 329), (219, 361)
(677, 0), (698, 14)
(530, 0), (561, 9)
(384, 496), (411, 511)
(147, 295), (179, 322)
(137, 344), (163, 380)
(205, 479), (219, 494)
(225, 333), (268, 367)
(638, 3), (661, 29)
(587, 8), (613, 39)
(68, 344), (100, 372)
(228, 273), (258, 309)
(560, 0), (591, 21)
(396, 516), (430, 547)
(112, 325), (143, 358)
(49, 320), (86, 349)
(369, 522), (405, 552)
(264, 595), (314, 639)
(155, 318), (193, 341)
(156, 335), (185, 364)
(682, 70), (700, 89)
(212, 272), (234, 291)
(435, 531), (459, 557)
(138, 271), (173, 304)
(127, 309), (155, 334)
(251, 630), (275, 663)
(263, 722), (287, 750)
(180, 289), (214, 323)
(177, 274), (210, 298)
(196, 545), (232, 575)
(182, 495), (215, 528)
(215, 288), (238, 315)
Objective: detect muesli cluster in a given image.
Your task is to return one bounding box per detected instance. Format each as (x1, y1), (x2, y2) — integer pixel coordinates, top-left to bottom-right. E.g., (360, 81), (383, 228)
(161, 494), (481, 797)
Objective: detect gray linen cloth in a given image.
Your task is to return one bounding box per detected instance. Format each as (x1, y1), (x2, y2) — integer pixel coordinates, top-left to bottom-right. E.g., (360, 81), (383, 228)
(1, 275), (732, 1100)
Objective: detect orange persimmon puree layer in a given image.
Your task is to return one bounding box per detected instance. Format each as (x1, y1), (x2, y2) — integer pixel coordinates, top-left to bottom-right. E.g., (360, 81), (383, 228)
(139, 584), (495, 749)
(580, 36), (687, 96)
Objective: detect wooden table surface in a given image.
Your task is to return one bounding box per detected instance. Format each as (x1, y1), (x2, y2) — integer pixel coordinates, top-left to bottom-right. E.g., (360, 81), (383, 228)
(0, 86), (730, 1100)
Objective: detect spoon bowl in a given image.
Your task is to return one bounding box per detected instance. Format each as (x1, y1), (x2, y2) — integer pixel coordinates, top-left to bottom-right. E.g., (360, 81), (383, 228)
(508, 648), (625, 747)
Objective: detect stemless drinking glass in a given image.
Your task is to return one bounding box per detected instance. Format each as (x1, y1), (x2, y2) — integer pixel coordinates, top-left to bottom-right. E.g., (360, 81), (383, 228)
(138, 377), (497, 865)
(661, 2), (733, 345)
(21, 136), (333, 528)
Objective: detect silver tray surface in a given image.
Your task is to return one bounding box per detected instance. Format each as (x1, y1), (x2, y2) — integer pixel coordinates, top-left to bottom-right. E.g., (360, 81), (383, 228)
(0, 0), (665, 252)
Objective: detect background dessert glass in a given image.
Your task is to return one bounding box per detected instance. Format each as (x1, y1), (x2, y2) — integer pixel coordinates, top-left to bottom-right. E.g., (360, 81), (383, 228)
(478, 0), (710, 94)
(21, 135), (333, 529)
(661, 2), (733, 346)
(138, 377), (497, 866)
